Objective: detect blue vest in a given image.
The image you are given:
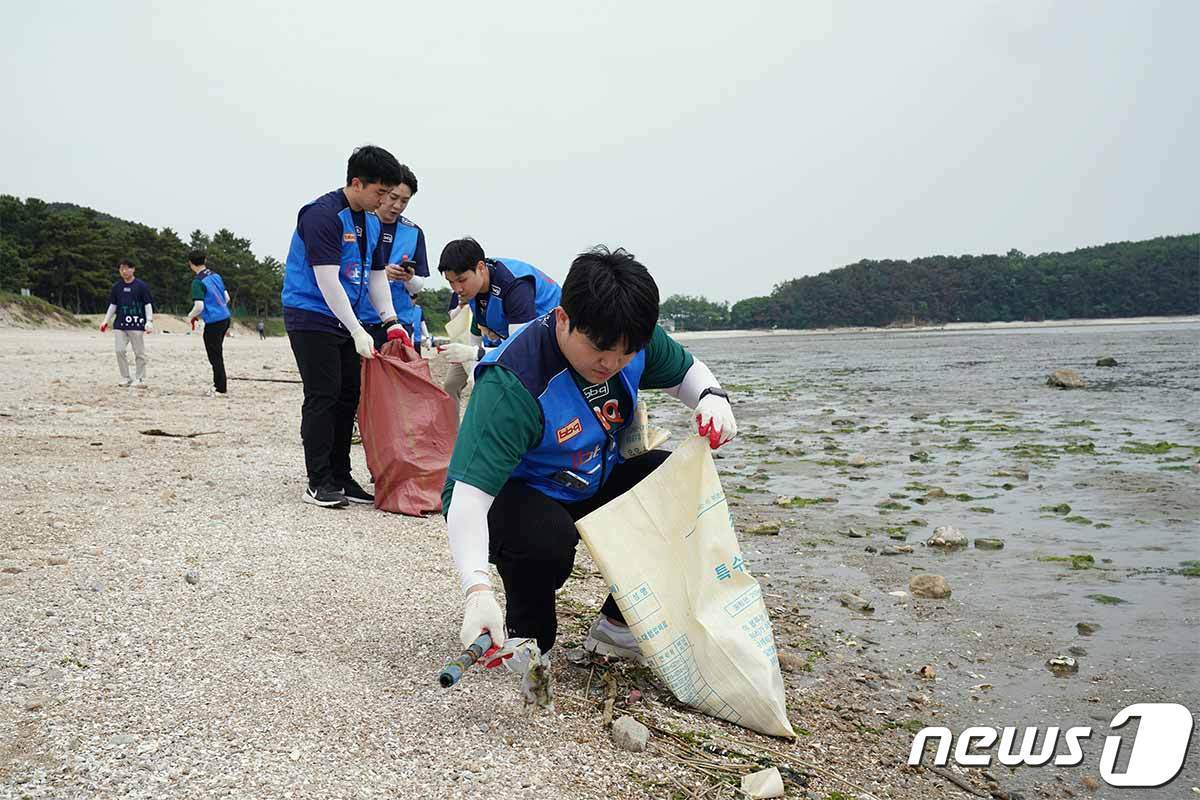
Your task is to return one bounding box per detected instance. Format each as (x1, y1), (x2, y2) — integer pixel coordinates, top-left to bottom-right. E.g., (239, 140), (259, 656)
(358, 217), (422, 325)
(282, 197), (381, 322)
(197, 270), (231, 324)
(477, 315), (647, 501)
(469, 259), (561, 341)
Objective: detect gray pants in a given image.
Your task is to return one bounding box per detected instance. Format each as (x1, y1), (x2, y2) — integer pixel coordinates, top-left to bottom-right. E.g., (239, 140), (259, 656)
(114, 329), (146, 381)
(444, 361), (471, 412)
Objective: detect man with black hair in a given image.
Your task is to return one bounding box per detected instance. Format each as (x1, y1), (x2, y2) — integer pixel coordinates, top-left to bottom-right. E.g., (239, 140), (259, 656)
(282, 144), (411, 508)
(435, 237), (561, 369)
(184, 250), (232, 396)
(442, 246), (738, 686)
(357, 164), (427, 349)
(100, 259), (154, 387)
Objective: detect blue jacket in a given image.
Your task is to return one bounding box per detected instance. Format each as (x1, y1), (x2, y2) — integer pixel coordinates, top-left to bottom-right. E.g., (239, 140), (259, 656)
(195, 269), (231, 324)
(358, 216), (426, 325)
(282, 192), (381, 328)
(470, 259), (561, 341)
(476, 314), (646, 501)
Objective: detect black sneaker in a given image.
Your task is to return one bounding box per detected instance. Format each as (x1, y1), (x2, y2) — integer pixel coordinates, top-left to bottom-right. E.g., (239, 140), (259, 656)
(340, 477), (375, 505)
(303, 484), (348, 508)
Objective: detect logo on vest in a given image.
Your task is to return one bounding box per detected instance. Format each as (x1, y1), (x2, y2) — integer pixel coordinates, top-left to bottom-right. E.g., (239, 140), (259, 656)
(382, 233), (393, 243)
(343, 232), (357, 242)
(593, 400), (624, 432)
(556, 418), (583, 444)
(573, 443), (602, 469)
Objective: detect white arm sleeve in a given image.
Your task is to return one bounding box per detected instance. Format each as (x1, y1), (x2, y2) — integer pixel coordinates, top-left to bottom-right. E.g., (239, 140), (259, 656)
(446, 481), (496, 592)
(406, 274), (426, 294)
(102, 304), (117, 325)
(224, 290), (231, 303)
(188, 300), (204, 320)
(663, 357), (722, 408)
(313, 264), (363, 331)
(144, 304), (154, 324)
(421, 320), (430, 340)
(368, 269), (397, 323)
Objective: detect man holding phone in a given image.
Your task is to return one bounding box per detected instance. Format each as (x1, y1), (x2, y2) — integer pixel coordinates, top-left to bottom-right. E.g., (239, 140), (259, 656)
(357, 164), (426, 349)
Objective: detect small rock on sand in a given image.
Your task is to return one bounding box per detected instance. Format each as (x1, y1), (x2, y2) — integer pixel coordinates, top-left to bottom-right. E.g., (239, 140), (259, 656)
(184, 569), (201, 585)
(834, 592), (874, 613)
(1047, 369), (1087, 389)
(611, 716), (649, 752)
(974, 538), (1005, 550)
(910, 574), (952, 599)
(1095, 357), (1118, 367)
(926, 526), (966, 548)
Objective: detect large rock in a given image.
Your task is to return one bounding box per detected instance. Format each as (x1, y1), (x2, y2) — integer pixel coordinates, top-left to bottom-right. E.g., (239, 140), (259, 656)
(910, 574), (952, 599)
(926, 526), (967, 548)
(1047, 369), (1087, 389)
(611, 716), (649, 752)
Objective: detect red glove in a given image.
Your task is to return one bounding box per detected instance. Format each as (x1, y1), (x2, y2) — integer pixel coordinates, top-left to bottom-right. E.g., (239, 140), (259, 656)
(99, 323), (108, 333)
(385, 324), (412, 347)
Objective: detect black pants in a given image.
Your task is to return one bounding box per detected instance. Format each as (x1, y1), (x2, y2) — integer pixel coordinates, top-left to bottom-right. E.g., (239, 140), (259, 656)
(288, 329), (361, 490)
(203, 318), (230, 393)
(487, 449), (670, 653)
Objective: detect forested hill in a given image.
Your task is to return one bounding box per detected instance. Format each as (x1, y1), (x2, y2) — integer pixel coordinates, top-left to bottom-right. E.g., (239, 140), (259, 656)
(0, 196), (283, 316)
(727, 235), (1198, 329)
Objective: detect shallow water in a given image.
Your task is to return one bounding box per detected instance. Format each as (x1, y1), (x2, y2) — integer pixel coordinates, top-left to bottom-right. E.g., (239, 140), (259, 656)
(650, 321), (1199, 793)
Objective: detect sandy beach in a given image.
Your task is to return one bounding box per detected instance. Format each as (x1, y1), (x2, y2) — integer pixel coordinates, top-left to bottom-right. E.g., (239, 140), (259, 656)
(0, 326), (993, 800)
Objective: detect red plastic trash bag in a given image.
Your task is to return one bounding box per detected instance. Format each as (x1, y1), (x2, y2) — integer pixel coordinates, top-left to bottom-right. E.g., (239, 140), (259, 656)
(358, 340), (457, 515)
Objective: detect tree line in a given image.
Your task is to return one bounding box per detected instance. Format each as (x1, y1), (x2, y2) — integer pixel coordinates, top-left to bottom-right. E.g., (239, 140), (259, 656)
(664, 234), (1198, 330)
(2, 196), (1194, 329)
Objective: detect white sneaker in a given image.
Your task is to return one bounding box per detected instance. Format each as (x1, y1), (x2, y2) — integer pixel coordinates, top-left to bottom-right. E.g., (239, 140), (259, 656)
(131, 380), (147, 389)
(584, 616), (643, 662)
(118, 379), (132, 387)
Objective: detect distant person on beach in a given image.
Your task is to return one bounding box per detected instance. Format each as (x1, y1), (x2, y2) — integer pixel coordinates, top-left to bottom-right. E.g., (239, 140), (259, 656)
(443, 246), (737, 684)
(435, 237), (561, 388)
(100, 259), (154, 388)
(281, 145), (410, 509)
(185, 251), (232, 397)
(257, 319), (266, 340)
(356, 164), (425, 351)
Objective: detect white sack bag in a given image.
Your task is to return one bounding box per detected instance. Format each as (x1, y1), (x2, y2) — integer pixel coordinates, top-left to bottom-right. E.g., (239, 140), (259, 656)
(576, 435), (795, 738)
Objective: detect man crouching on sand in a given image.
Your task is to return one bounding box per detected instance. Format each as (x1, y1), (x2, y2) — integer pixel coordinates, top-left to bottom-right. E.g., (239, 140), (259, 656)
(442, 246), (738, 700)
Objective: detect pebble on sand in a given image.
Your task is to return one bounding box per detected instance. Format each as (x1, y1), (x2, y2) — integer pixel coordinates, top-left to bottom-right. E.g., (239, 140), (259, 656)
(611, 716), (649, 752)
(910, 574), (952, 599)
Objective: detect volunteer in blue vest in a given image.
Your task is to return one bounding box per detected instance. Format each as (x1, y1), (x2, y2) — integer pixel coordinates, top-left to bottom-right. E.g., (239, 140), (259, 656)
(443, 246), (738, 678)
(184, 250), (233, 396)
(435, 237), (561, 369)
(282, 145), (411, 509)
(357, 164), (428, 349)
(100, 259), (154, 388)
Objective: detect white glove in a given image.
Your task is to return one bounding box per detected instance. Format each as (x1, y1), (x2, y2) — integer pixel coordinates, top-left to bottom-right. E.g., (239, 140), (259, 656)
(144, 322), (154, 334)
(695, 393), (737, 449)
(351, 326), (376, 360)
(439, 342), (478, 364)
(460, 589), (506, 650)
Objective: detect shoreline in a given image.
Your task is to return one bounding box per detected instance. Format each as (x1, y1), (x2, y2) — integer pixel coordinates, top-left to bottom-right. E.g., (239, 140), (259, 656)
(669, 314), (1200, 341)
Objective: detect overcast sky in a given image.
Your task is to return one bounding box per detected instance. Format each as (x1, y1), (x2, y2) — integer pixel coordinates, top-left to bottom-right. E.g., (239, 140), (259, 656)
(1, 1), (1196, 302)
